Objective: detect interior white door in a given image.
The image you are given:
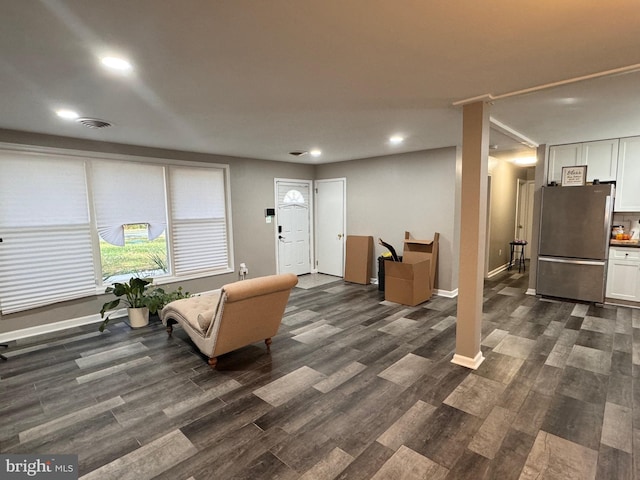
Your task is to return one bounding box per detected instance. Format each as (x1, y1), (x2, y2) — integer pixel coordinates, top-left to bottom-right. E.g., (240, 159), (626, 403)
(276, 180), (311, 275)
(516, 179), (535, 257)
(316, 178), (346, 277)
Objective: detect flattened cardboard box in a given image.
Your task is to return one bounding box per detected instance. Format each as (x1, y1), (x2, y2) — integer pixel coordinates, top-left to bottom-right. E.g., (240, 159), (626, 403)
(344, 235), (373, 284)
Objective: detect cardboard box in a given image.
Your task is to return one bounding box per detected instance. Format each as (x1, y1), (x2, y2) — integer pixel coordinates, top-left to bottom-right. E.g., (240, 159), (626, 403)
(384, 231), (439, 306)
(385, 257), (431, 306)
(344, 235), (373, 284)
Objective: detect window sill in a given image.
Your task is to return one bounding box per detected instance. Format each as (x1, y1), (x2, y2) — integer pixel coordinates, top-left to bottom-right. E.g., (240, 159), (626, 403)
(96, 267), (234, 294)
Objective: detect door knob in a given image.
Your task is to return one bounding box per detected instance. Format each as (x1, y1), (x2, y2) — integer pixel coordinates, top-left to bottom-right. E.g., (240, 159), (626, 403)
(338, 233), (343, 239)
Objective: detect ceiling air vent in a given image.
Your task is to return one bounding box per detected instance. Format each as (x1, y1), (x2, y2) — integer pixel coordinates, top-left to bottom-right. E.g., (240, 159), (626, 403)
(289, 151), (308, 157)
(76, 118), (112, 129)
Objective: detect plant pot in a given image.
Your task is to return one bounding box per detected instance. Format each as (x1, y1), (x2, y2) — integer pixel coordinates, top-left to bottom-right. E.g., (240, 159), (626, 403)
(127, 307), (149, 328)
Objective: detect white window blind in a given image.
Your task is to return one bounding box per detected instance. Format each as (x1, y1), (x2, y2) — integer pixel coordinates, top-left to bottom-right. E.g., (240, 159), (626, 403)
(0, 155), (95, 314)
(92, 161), (167, 245)
(170, 166), (229, 274)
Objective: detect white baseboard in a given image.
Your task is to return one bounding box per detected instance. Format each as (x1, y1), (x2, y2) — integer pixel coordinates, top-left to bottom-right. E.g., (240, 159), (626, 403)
(0, 289), (224, 343)
(0, 309), (128, 343)
(435, 288), (458, 298)
(487, 263), (509, 278)
(526, 288), (536, 296)
(451, 351), (485, 370)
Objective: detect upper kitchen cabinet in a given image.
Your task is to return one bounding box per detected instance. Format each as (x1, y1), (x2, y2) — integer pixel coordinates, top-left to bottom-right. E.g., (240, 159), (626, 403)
(548, 143), (581, 184)
(616, 136), (640, 212)
(548, 139), (619, 184)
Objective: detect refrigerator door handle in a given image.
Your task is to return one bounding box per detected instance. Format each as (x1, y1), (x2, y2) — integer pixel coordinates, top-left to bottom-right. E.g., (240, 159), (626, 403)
(604, 194), (613, 249)
(538, 256), (605, 267)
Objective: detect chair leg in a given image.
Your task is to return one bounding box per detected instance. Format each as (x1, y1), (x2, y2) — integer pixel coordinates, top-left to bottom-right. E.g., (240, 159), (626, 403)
(207, 357), (218, 369)
(265, 338), (272, 353)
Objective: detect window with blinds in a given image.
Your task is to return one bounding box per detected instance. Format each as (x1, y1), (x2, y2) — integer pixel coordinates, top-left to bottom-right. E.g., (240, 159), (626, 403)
(170, 166), (228, 275)
(92, 161), (169, 282)
(0, 154), (96, 314)
(0, 150), (231, 315)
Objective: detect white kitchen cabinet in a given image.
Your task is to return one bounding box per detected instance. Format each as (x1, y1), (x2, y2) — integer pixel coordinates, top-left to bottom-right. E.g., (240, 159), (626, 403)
(606, 247), (640, 301)
(548, 139), (619, 184)
(583, 139), (619, 182)
(548, 143), (581, 184)
(615, 136), (640, 212)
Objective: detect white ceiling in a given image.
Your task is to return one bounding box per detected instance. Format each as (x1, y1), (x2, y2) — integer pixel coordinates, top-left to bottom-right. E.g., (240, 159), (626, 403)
(1, 1), (639, 164)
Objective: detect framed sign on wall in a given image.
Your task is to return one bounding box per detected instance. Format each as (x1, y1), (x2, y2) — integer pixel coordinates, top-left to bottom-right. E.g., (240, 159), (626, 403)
(561, 165), (587, 186)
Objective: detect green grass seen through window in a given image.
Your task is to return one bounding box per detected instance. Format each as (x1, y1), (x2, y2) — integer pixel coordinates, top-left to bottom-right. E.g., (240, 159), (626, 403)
(100, 224), (168, 281)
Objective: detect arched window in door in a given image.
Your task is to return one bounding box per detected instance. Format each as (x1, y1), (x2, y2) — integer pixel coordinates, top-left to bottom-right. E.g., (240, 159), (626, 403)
(282, 189), (306, 206)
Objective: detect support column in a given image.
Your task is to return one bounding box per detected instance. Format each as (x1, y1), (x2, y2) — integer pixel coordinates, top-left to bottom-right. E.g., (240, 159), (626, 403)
(452, 101), (490, 369)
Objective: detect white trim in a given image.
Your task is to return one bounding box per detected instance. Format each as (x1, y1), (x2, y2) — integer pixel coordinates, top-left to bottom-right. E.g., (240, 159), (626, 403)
(526, 288), (537, 296)
(451, 351), (485, 370)
(434, 288), (458, 298)
(0, 309), (127, 343)
(454, 63), (640, 111)
(0, 287), (226, 343)
(489, 118), (539, 149)
(487, 263), (510, 278)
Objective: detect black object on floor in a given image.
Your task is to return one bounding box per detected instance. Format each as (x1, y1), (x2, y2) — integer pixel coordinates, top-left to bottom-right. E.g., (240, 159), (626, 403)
(0, 344), (7, 361)
(378, 238), (399, 262)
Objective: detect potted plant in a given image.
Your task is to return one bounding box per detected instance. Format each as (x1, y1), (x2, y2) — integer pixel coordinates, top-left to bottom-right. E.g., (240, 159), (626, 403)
(99, 277), (154, 332)
(146, 286), (190, 316)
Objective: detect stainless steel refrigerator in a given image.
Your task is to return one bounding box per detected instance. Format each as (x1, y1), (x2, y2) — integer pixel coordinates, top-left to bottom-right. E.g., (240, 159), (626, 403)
(536, 184), (614, 303)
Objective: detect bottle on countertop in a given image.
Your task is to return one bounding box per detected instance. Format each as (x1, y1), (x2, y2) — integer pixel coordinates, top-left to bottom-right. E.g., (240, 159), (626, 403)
(631, 219), (640, 241)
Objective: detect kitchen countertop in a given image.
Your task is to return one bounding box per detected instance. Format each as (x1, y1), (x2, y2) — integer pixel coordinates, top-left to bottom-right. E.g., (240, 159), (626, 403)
(610, 239), (640, 248)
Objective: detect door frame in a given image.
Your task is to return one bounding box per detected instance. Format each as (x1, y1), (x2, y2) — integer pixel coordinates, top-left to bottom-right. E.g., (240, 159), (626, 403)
(314, 178), (347, 276)
(274, 178), (314, 274)
(485, 174), (492, 277)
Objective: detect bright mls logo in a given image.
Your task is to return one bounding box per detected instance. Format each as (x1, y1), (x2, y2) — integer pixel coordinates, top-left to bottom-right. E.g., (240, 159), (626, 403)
(1, 455), (77, 479)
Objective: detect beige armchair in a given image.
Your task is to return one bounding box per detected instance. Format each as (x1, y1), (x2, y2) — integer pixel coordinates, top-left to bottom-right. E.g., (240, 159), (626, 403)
(160, 273), (298, 368)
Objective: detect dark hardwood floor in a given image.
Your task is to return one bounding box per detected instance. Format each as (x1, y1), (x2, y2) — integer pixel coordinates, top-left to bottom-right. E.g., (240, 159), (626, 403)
(0, 269), (638, 479)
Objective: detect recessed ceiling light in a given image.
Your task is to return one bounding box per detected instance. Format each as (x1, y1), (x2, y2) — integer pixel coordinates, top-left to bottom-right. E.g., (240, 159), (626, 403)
(100, 56), (133, 72)
(389, 135), (404, 145)
(56, 109), (79, 120)
(309, 149), (322, 157)
(556, 97), (579, 105)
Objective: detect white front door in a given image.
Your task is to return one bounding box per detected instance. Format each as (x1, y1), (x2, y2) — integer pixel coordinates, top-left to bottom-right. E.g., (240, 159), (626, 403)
(276, 180), (311, 275)
(316, 178), (346, 277)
